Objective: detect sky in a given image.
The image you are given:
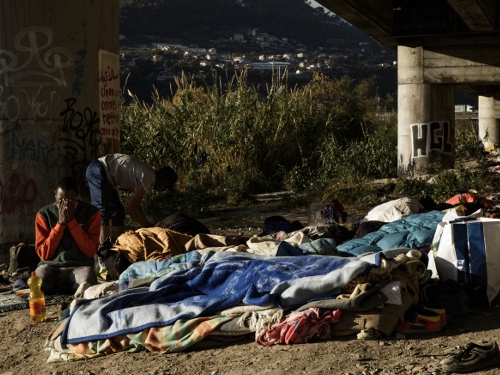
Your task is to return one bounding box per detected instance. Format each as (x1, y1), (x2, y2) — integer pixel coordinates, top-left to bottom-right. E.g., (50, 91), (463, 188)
(308, 1), (333, 14)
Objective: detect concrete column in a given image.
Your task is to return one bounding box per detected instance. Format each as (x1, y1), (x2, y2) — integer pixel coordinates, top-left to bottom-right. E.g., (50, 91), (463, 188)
(398, 46), (456, 175)
(429, 85), (456, 169)
(478, 96), (500, 146)
(0, 0), (119, 247)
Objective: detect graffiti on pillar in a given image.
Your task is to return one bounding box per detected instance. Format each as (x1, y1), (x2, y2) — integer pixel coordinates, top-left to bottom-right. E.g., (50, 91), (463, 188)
(8, 97), (102, 171)
(8, 97), (110, 179)
(60, 97), (102, 157)
(10, 132), (74, 169)
(58, 97), (110, 185)
(0, 26), (75, 123)
(0, 173), (38, 217)
(410, 121), (453, 159)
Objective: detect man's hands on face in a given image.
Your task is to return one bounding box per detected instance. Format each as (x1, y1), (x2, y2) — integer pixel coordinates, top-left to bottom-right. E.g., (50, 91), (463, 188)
(58, 199), (77, 225)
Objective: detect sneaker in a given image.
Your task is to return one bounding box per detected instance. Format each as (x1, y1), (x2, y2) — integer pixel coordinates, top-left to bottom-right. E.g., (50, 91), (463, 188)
(405, 305), (442, 325)
(357, 328), (377, 340)
(423, 305), (447, 326)
(395, 319), (441, 334)
(441, 341), (500, 373)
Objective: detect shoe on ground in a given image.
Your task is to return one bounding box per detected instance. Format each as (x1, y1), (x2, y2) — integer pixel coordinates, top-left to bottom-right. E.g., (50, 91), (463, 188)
(357, 328), (377, 340)
(403, 305), (442, 326)
(422, 305), (447, 326)
(441, 341), (500, 373)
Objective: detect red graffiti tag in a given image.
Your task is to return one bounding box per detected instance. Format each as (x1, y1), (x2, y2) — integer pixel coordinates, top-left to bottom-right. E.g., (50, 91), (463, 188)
(0, 173), (38, 216)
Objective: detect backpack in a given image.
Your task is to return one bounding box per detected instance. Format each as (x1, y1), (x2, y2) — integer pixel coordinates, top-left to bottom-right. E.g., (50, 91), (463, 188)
(8, 243), (40, 274)
(420, 279), (470, 316)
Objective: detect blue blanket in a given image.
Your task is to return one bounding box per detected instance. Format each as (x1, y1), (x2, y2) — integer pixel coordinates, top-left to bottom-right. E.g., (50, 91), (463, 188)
(338, 211), (445, 256)
(61, 249), (408, 344)
(119, 251), (202, 290)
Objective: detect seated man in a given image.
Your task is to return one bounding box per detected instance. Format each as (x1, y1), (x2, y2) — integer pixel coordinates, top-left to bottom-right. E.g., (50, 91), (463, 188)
(34, 177), (100, 295)
(86, 153), (178, 243)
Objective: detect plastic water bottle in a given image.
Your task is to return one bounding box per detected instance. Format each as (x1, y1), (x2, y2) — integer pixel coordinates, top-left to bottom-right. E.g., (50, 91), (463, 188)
(27, 271), (46, 323)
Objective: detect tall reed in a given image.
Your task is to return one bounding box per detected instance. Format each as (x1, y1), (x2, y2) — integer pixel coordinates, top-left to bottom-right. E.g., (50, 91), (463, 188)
(120, 70), (399, 219)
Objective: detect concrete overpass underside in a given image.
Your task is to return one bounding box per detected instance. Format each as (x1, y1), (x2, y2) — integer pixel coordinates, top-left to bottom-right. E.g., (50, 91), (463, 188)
(317, 0), (500, 175)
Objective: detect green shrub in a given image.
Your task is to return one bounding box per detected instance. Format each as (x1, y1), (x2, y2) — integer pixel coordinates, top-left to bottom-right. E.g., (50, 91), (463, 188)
(455, 119), (483, 159)
(317, 131), (397, 183)
(394, 178), (433, 201)
(430, 164), (493, 203)
(321, 176), (380, 210)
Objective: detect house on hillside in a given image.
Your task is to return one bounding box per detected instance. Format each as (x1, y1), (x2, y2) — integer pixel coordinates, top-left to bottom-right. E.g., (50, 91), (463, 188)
(187, 46), (206, 54)
(214, 38), (229, 45)
(156, 43), (188, 51)
(233, 56), (246, 64)
(234, 33), (245, 42)
(297, 45), (307, 52)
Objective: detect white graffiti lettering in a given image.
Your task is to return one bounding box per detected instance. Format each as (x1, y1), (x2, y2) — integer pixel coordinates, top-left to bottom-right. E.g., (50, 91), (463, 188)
(0, 26), (74, 87)
(410, 121), (453, 159)
(0, 26), (74, 123)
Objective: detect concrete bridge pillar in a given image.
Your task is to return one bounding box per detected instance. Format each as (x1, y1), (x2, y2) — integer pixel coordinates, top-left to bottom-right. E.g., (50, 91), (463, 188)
(397, 46), (455, 176)
(478, 96), (500, 146)
(0, 0), (120, 247)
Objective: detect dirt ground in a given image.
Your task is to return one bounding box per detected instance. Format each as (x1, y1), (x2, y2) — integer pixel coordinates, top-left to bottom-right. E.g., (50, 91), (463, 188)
(2, 203), (500, 375)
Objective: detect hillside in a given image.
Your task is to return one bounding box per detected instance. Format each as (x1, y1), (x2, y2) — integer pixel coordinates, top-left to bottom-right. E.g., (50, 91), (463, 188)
(118, 0), (402, 104)
(119, 0), (379, 50)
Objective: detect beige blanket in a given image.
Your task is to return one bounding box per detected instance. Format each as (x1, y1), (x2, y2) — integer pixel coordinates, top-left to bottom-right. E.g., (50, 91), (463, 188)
(112, 227), (193, 263)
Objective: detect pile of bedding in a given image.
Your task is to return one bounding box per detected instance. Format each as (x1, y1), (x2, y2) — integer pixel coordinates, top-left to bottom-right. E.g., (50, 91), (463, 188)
(46, 247), (424, 362)
(44, 207), (450, 362)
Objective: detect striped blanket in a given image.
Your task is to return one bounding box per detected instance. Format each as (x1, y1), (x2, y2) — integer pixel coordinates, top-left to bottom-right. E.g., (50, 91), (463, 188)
(48, 315), (231, 362)
(62, 249), (409, 345)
